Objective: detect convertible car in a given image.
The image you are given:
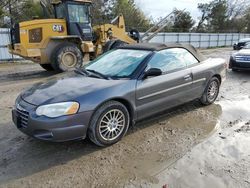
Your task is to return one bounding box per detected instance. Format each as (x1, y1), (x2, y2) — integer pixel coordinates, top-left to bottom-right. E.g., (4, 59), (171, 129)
(230, 42), (250, 71)
(12, 43), (226, 146)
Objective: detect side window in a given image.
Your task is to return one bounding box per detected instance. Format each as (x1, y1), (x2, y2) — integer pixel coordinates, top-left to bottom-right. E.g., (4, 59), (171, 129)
(184, 50), (199, 66)
(147, 48), (198, 73)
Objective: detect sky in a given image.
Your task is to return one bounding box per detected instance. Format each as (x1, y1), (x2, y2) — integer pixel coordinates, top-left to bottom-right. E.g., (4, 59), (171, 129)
(134, 0), (212, 21)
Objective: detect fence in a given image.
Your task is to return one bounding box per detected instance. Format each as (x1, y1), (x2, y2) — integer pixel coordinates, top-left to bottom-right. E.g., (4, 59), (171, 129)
(0, 27), (250, 61)
(148, 32), (250, 48)
(0, 28), (21, 61)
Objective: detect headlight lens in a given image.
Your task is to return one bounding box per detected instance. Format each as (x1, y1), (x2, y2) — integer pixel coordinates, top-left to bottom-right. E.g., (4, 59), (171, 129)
(36, 102), (79, 118)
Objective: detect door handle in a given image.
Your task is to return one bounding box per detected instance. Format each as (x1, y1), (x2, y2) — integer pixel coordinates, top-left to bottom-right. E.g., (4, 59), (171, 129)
(184, 74), (192, 80)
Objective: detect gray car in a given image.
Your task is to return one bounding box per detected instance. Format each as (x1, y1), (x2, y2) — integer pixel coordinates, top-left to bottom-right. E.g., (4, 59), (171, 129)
(12, 43), (226, 146)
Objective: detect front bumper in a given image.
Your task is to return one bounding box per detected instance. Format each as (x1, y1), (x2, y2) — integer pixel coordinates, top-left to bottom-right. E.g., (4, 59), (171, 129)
(12, 98), (93, 142)
(8, 44), (42, 63)
(229, 58), (250, 70)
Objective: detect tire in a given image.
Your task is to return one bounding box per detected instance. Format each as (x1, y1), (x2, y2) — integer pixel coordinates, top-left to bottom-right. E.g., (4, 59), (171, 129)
(200, 77), (220, 105)
(232, 68), (238, 72)
(103, 40), (127, 53)
(110, 40), (127, 49)
(88, 101), (130, 147)
(52, 42), (83, 72)
(39, 64), (54, 71)
(102, 40), (115, 53)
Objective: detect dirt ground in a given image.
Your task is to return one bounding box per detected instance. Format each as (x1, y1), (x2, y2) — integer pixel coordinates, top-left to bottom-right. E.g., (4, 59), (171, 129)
(0, 48), (249, 188)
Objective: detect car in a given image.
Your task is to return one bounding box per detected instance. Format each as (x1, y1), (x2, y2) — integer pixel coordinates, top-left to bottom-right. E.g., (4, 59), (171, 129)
(233, 38), (250, 50)
(12, 43), (226, 146)
(230, 42), (250, 71)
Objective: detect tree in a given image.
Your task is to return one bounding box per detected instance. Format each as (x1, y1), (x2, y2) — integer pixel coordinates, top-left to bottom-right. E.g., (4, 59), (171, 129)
(112, 0), (151, 31)
(209, 0), (228, 32)
(172, 9), (195, 32)
(0, 0), (43, 27)
(227, 0), (250, 18)
(196, 3), (212, 32)
(245, 7), (250, 32)
(196, 0), (228, 32)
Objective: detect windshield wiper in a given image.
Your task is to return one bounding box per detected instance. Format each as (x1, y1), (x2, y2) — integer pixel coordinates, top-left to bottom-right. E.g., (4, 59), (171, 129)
(74, 68), (89, 76)
(86, 69), (110, 80)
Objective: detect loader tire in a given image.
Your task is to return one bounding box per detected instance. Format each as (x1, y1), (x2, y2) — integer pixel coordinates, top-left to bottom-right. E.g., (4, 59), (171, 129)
(52, 42), (83, 72)
(103, 40), (127, 53)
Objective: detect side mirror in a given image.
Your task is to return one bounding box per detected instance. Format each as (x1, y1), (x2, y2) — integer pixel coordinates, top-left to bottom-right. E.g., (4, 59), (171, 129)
(143, 68), (162, 78)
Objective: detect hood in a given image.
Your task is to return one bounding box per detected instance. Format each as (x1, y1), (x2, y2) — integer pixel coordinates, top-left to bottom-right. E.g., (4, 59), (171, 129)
(21, 72), (127, 106)
(235, 49), (250, 56)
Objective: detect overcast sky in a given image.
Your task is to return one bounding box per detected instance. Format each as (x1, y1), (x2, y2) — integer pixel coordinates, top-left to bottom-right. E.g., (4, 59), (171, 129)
(134, 0), (212, 21)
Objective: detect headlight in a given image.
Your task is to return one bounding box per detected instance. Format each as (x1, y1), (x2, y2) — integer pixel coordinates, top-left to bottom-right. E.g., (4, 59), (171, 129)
(36, 102), (79, 118)
(29, 28), (42, 43)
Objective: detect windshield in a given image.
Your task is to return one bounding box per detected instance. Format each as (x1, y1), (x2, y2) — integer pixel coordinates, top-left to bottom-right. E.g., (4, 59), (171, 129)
(84, 49), (151, 78)
(68, 4), (89, 23)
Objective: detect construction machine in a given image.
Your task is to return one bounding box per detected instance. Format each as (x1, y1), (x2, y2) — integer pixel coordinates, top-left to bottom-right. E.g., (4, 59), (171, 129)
(8, 0), (139, 72)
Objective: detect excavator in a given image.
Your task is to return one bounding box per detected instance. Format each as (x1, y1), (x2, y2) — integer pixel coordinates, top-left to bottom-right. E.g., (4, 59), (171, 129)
(8, 0), (140, 72)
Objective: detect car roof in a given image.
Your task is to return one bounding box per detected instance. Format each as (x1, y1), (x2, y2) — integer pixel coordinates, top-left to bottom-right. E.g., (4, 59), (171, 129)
(118, 43), (206, 62)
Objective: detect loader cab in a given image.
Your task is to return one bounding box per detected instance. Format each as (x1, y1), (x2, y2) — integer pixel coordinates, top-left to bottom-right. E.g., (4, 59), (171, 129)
(53, 0), (93, 41)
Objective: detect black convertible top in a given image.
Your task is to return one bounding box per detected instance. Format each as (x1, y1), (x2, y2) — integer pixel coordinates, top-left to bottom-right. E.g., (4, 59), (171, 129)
(118, 43), (206, 62)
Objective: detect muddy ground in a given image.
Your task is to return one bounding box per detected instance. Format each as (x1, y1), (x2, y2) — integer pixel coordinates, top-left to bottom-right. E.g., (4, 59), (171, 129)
(0, 48), (249, 188)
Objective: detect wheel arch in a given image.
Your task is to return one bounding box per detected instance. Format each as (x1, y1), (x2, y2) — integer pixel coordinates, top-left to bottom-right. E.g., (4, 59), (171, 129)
(89, 97), (136, 127)
(212, 74), (222, 85)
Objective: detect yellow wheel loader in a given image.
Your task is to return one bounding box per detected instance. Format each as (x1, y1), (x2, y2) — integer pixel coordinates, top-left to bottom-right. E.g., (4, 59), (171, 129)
(8, 0), (139, 72)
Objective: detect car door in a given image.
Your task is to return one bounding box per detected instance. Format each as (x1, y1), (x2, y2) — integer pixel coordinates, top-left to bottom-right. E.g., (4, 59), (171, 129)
(135, 48), (194, 120)
(180, 48), (208, 99)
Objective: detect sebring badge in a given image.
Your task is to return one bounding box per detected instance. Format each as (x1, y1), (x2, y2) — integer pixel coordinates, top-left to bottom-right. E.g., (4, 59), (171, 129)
(16, 103), (25, 111)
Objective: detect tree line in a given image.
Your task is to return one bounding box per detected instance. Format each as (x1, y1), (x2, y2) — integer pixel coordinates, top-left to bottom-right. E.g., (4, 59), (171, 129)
(0, 0), (250, 33)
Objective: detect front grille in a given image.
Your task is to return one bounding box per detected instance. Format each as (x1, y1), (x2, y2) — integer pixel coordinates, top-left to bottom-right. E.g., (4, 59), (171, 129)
(16, 106), (29, 129)
(235, 55), (250, 63)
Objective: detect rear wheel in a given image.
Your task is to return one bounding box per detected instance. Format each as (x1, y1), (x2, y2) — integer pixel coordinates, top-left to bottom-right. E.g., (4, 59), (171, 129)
(103, 40), (127, 53)
(39, 64), (54, 71)
(88, 101), (130, 147)
(200, 77), (220, 105)
(52, 42), (83, 72)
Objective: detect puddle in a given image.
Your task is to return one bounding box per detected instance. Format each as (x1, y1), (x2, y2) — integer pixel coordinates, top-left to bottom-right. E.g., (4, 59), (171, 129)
(147, 95), (250, 188)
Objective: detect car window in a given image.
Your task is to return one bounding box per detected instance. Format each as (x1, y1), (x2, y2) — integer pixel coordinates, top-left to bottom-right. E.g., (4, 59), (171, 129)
(147, 48), (198, 73)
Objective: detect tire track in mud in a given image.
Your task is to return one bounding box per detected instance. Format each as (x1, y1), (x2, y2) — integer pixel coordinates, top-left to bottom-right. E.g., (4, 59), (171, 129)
(0, 70), (55, 83)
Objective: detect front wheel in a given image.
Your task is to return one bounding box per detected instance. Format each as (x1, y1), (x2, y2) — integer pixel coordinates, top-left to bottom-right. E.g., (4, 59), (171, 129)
(200, 77), (220, 105)
(88, 101), (130, 147)
(52, 42), (83, 72)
